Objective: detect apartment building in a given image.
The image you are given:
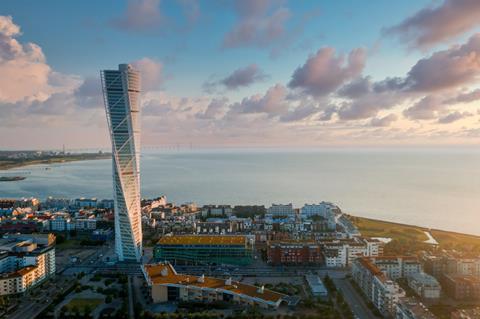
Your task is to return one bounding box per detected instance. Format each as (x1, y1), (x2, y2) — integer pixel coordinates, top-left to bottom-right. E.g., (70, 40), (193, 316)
(352, 257), (406, 317)
(0, 234), (56, 295)
(407, 272), (441, 300)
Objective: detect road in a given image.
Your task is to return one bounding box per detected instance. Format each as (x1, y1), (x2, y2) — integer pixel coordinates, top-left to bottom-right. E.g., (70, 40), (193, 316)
(7, 277), (75, 319)
(8, 242), (114, 319)
(333, 278), (377, 319)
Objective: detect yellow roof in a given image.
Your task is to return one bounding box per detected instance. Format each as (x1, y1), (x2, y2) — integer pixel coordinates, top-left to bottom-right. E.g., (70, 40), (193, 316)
(157, 235), (246, 246)
(143, 263), (285, 303)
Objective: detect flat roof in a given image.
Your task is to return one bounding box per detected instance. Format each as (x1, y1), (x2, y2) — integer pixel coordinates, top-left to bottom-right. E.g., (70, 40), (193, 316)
(143, 263), (285, 303)
(305, 275), (328, 295)
(157, 235), (246, 246)
(0, 266), (36, 279)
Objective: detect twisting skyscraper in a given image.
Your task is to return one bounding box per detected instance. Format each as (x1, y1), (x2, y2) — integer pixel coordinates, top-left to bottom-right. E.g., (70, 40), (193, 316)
(101, 64), (142, 262)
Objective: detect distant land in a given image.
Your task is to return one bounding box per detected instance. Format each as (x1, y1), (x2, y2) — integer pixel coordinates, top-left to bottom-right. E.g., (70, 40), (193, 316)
(0, 150), (110, 171)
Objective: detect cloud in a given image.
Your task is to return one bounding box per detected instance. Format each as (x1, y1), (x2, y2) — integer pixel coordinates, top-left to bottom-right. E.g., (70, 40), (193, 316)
(385, 0), (480, 49)
(0, 15), (20, 37)
(403, 95), (445, 120)
(222, 0), (290, 50)
(0, 16), (54, 103)
(220, 64), (267, 90)
(131, 57), (164, 91)
(279, 103), (319, 122)
(370, 114), (398, 127)
(74, 76), (103, 109)
(231, 84), (288, 116)
(196, 97), (228, 119)
(111, 0), (164, 33)
(404, 34), (480, 92)
(111, 0), (200, 34)
(445, 88), (480, 104)
(338, 76), (372, 98)
(438, 111), (473, 124)
(336, 90), (405, 121)
(288, 47), (366, 97)
(318, 105), (338, 121)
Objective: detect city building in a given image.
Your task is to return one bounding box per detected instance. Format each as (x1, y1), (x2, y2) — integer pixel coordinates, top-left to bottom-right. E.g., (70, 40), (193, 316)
(301, 202), (337, 230)
(370, 256), (422, 280)
(74, 198), (98, 209)
(201, 205), (233, 217)
(352, 257), (406, 317)
(74, 218), (97, 231)
(0, 234), (56, 295)
(407, 272), (441, 300)
(443, 274), (480, 300)
(267, 204), (295, 217)
(305, 275), (328, 299)
(142, 262), (285, 309)
(101, 63), (142, 262)
(154, 235), (253, 266)
(362, 237), (384, 256)
(421, 253), (458, 278)
(395, 297), (437, 319)
(267, 242), (323, 265)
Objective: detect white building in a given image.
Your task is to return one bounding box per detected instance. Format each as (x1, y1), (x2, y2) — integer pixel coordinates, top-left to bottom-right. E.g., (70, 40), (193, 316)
(102, 63), (143, 262)
(0, 234), (56, 295)
(75, 218), (97, 231)
(267, 204), (295, 217)
(301, 202), (336, 229)
(352, 257), (406, 317)
(48, 214), (75, 232)
(407, 272), (441, 300)
(373, 256), (422, 280)
(361, 237), (384, 256)
(74, 198), (98, 208)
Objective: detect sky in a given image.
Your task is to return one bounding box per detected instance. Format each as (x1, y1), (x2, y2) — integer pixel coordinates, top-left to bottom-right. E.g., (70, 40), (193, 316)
(1, 0), (480, 149)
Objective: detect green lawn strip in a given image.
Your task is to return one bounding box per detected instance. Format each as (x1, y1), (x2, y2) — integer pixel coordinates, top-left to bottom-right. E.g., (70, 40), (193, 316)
(350, 216), (429, 242)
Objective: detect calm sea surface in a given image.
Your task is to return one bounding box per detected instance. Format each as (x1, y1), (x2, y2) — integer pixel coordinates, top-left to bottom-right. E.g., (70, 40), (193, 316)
(1, 149), (479, 235)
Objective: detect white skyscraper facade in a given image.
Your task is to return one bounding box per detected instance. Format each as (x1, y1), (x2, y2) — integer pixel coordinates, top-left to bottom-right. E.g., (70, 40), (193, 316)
(101, 64), (142, 262)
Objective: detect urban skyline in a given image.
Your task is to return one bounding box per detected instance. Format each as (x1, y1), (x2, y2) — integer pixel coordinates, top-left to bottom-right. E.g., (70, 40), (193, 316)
(1, 1), (480, 318)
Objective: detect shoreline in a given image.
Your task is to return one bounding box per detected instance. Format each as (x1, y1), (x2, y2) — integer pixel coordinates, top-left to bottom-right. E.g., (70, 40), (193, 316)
(0, 154), (111, 171)
(350, 215), (480, 250)
(349, 215), (480, 238)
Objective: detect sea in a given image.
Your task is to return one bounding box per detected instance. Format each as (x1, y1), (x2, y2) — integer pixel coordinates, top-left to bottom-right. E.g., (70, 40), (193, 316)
(1, 148), (479, 235)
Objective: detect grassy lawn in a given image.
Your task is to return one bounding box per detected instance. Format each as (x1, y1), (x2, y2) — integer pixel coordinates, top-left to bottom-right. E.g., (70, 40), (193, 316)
(350, 215), (480, 255)
(350, 216), (429, 242)
(430, 229), (480, 253)
(65, 298), (102, 311)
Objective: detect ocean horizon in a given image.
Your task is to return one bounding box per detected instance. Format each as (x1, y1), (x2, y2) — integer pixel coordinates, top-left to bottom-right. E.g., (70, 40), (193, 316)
(1, 148), (479, 236)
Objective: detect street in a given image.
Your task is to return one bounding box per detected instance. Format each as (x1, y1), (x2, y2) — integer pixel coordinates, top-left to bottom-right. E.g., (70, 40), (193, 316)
(333, 277), (377, 319)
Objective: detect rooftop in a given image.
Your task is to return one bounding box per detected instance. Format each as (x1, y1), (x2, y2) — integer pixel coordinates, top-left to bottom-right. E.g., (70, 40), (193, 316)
(0, 266), (37, 279)
(143, 263), (285, 303)
(157, 235), (246, 246)
(397, 297), (437, 319)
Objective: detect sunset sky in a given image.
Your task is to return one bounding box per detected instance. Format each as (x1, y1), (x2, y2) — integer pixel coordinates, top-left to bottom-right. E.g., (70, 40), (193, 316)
(2, 0), (480, 149)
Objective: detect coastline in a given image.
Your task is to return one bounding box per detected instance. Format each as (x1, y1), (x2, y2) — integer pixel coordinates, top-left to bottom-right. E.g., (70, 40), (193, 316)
(0, 154), (111, 171)
(351, 215), (480, 251)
